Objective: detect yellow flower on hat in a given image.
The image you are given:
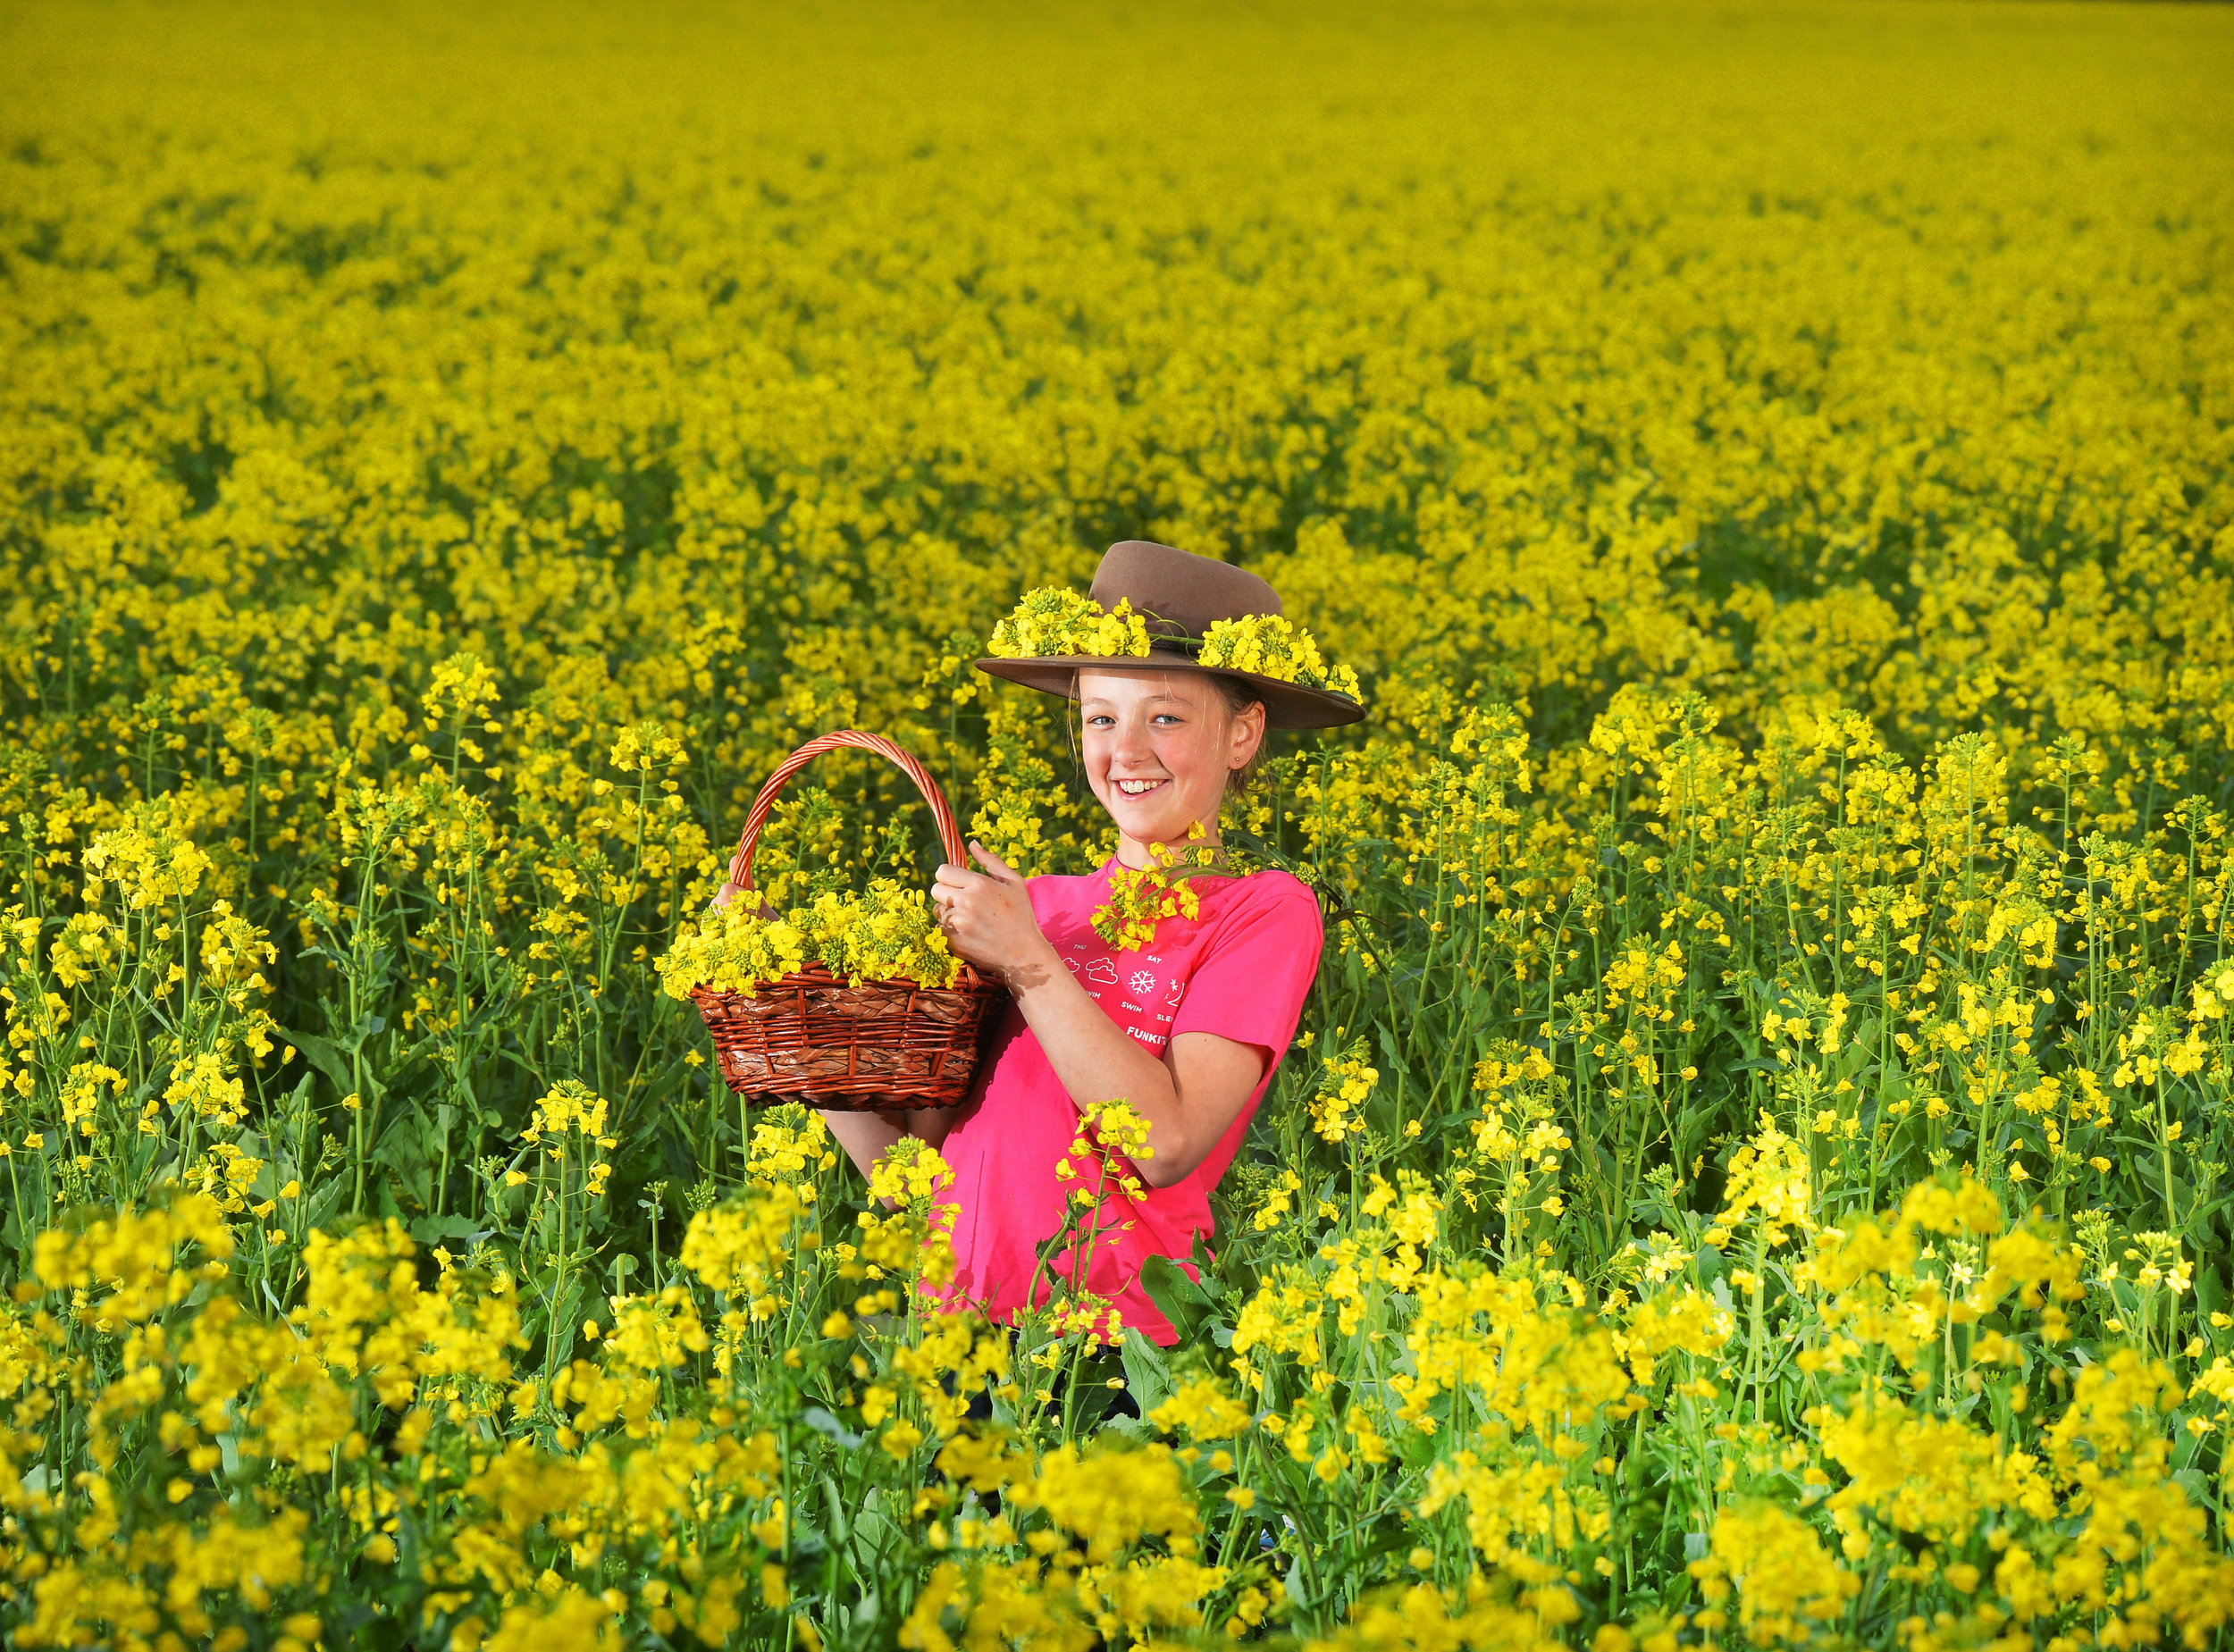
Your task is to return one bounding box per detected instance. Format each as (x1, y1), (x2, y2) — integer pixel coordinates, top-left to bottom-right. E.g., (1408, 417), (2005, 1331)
(987, 589), (1152, 660)
(1197, 613), (1364, 700)
(978, 541), (1367, 728)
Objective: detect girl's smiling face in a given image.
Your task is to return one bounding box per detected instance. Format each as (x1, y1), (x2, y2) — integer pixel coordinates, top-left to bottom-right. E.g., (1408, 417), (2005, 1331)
(1077, 667), (1265, 868)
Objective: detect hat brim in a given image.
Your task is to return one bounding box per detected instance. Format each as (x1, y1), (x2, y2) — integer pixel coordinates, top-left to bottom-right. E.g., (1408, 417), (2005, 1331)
(974, 656), (1365, 731)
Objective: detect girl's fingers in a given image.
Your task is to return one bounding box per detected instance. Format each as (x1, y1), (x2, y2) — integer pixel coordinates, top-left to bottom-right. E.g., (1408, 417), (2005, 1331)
(968, 841), (1022, 883)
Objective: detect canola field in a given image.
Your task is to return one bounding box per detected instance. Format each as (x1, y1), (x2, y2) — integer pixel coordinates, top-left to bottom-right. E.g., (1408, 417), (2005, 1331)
(4, 0), (2234, 1647)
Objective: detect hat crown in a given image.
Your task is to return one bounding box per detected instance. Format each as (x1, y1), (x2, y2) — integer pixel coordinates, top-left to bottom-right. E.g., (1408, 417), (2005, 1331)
(1089, 541), (1281, 646)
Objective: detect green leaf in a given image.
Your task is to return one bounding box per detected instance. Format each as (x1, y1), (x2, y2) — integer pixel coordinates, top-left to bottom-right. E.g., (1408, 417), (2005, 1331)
(802, 1407), (864, 1449)
(407, 1213), (490, 1245)
(1140, 1252), (1216, 1345)
(275, 1024), (356, 1102)
(1119, 1326), (1174, 1419)
(300, 1176), (349, 1237)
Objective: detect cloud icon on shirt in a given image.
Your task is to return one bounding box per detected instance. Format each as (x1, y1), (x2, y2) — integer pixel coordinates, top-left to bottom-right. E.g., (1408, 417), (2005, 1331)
(1083, 958), (1119, 985)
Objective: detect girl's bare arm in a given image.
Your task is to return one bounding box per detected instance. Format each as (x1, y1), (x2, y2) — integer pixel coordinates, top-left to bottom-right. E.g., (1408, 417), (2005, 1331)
(818, 1105), (962, 1183)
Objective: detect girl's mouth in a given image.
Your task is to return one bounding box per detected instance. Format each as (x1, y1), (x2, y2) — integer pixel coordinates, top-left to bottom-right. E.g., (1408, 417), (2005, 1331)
(1114, 777), (1169, 798)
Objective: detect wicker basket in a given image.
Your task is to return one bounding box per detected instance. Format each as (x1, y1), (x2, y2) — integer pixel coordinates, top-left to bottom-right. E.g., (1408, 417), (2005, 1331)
(689, 730), (1008, 1111)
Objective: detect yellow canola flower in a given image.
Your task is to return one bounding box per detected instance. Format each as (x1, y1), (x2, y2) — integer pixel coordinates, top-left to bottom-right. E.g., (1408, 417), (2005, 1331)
(657, 879), (961, 997)
(1147, 1377), (1253, 1441)
(680, 1186), (808, 1317)
(1197, 613), (1363, 702)
(1688, 1503), (1860, 1645)
(1705, 1112), (1815, 1251)
(1002, 1442), (1200, 1564)
(987, 590), (1153, 661)
(32, 1194), (236, 1324)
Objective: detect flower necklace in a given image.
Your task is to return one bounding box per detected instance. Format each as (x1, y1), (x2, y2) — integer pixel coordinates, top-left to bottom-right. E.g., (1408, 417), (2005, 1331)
(1088, 824), (1249, 951)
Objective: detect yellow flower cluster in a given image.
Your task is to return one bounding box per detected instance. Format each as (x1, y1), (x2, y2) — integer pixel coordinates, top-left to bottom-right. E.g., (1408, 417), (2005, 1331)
(1689, 1504), (1859, 1645)
(1702, 1113), (1814, 1252)
(796, 881), (966, 989)
(656, 903), (810, 1000)
(1091, 859), (1205, 953)
(524, 1080), (617, 1201)
(1307, 1039), (1380, 1144)
(1197, 614), (1364, 703)
(987, 590), (1154, 662)
(30, 1195), (234, 1326)
(657, 878), (963, 997)
(677, 1188), (807, 1321)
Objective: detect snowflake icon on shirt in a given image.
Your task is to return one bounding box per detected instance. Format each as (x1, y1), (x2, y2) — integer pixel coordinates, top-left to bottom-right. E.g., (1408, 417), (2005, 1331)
(1127, 969), (1157, 999)
(1083, 958), (1119, 985)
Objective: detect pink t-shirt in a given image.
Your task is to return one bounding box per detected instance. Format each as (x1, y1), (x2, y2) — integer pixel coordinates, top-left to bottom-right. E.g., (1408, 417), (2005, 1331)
(932, 858), (1323, 1346)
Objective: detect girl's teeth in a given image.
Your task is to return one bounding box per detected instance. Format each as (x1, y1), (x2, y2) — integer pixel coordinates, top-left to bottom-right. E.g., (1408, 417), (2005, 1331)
(1119, 779), (1163, 794)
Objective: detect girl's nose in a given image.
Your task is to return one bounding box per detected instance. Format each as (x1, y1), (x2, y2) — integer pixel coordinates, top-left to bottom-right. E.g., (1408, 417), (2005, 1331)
(1111, 714), (1156, 766)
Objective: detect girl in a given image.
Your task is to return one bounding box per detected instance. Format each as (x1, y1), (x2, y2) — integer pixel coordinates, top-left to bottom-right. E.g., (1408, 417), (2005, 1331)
(820, 540), (1364, 1346)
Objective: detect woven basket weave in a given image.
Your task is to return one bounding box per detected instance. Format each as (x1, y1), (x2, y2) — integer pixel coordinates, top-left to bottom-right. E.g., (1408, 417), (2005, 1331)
(689, 730), (1007, 1111)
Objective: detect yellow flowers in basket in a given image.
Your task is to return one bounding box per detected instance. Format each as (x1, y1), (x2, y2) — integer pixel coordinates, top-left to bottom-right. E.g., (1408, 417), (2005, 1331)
(655, 878), (964, 998)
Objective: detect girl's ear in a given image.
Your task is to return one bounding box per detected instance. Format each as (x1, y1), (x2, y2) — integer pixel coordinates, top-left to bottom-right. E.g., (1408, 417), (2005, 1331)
(1228, 697), (1267, 768)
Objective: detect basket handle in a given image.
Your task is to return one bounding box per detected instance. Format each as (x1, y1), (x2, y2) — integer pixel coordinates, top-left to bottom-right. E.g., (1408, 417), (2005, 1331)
(721, 730), (968, 902)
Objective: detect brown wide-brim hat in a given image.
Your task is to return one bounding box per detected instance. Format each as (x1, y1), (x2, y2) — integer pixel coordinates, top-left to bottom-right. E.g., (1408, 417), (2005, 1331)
(974, 541), (1366, 731)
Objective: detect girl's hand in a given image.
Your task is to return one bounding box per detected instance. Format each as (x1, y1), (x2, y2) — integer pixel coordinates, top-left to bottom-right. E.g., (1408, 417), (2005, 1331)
(932, 843), (1055, 985)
